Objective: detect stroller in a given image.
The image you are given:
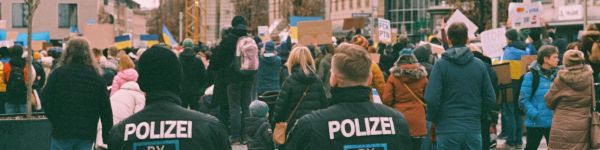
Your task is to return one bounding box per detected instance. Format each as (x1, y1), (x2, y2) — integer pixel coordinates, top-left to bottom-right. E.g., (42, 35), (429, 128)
(258, 90), (279, 124)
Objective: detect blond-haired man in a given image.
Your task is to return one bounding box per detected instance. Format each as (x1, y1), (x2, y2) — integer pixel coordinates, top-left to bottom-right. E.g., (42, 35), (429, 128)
(285, 43), (412, 150)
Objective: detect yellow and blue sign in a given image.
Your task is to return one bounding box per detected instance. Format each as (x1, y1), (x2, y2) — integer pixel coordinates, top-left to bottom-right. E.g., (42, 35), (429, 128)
(140, 34), (159, 48)
(115, 35), (132, 50)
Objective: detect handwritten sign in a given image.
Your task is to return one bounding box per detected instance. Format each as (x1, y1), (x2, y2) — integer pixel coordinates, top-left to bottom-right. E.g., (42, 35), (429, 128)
(378, 18), (391, 44)
(481, 28), (507, 58)
(509, 2), (543, 29)
(297, 20), (333, 46)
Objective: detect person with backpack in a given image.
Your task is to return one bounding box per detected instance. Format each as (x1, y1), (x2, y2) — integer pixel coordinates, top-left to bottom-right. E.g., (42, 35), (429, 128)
(4, 45), (28, 114)
(519, 45), (559, 150)
(42, 37), (113, 150)
(245, 100), (274, 150)
(179, 39), (207, 111)
(209, 16), (258, 144)
(580, 24), (600, 81)
(273, 46), (328, 147)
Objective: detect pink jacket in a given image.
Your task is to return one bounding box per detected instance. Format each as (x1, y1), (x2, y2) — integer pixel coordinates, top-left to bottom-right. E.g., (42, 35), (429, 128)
(110, 69), (138, 96)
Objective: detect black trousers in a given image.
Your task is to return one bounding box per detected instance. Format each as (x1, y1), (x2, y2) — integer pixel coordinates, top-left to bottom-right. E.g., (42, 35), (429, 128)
(524, 127), (550, 150)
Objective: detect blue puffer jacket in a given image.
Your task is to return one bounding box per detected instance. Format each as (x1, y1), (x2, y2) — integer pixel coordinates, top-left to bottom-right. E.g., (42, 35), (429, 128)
(256, 53), (282, 95)
(503, 46), (528, 61)
(519, 62), (556, 128)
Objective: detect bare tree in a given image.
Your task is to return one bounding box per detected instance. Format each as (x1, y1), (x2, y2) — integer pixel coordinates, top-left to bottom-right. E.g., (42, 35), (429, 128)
(24, 0), (40, 118)
(235, 0), (269, 34)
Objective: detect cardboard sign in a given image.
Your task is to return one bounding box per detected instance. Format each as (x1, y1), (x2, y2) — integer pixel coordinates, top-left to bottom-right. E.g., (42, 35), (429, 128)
(31, 41), (44, 51)
(493, 62), (512, 85)
(343, 17), (366, 30)
(370, 53), (381, 64)
(480, 28), (507, 58)
(509, 2), (543, 29)
(521, 55), (537, 74)
(378, 18), (392, 44)
(445, 10), (478, 40)
(83, 24), (115, 49)
(297, 20), (333, 46)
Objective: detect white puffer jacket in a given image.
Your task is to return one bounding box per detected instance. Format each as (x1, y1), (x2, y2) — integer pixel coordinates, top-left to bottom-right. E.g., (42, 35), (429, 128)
(95, 81), (145, 149)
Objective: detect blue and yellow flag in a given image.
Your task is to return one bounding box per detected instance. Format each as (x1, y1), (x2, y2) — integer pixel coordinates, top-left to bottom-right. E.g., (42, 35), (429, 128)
(162, 25), (178, 47)
(140, 34), (159, 48)
(114, 35), (132, 50)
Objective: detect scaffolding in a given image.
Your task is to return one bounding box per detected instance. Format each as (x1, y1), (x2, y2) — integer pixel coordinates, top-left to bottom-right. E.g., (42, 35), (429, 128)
(184, 0), (207, 43)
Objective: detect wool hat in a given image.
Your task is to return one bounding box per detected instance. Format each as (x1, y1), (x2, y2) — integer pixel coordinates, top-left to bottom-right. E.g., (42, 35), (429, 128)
(413, 44), (432, 63)
(182, 38), (194, 48)
(505, 29), (520, 41)
(563, 50), (585, 68)
(352, 35), (369, 49)
(137, 45), (181, 93)
(265, 41), (275, 52)
(33, 52), (41, 60)
(396, 54), (418, 65)
(231, 16), (247, 27)
(249, 100), (269, 117)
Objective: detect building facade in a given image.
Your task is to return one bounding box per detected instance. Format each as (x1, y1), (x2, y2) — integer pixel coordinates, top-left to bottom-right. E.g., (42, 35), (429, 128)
(534, 0), (600, 42)
(329, 0), (385, 32)
(1, 0), (101, 40)
(385, 0), (432, 41)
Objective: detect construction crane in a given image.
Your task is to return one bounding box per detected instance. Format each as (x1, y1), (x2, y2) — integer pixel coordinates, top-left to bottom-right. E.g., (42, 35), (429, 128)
(184, 0), (207, 43)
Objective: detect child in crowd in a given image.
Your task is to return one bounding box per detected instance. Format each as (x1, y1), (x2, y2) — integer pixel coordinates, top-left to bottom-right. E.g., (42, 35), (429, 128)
(245, 100), (274, 150)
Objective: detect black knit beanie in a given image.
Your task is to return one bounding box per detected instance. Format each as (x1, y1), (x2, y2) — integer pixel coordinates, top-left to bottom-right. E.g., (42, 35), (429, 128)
(505, 29), (520, 41)
(232, 16), (247, 27)
(137, 45), (181, 93)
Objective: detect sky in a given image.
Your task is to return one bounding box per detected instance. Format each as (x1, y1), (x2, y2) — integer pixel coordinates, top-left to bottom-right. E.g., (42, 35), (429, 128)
(133, 0), (159, 9)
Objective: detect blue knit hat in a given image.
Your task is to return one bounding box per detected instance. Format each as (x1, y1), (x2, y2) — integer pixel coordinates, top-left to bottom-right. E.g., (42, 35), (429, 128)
(250, 100), (269, 117)
(265, 41), (275, 52)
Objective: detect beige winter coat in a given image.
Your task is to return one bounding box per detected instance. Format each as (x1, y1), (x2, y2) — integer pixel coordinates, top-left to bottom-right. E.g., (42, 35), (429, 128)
(545, 65), (594, 150)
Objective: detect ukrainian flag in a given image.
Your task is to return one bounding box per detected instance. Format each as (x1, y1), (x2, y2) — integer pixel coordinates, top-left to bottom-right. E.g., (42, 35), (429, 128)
(162, 25), (178, 47)
(140, 34), (159, 48)
(114, 35), (132, 49)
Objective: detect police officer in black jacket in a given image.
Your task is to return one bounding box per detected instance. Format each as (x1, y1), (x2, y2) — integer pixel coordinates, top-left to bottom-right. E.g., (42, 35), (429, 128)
(285, 43), (412, 150)
(107, 46), (231, 150)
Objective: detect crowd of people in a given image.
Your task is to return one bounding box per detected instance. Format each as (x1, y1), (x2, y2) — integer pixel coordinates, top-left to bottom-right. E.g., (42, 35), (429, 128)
(0, 15), (599, 150)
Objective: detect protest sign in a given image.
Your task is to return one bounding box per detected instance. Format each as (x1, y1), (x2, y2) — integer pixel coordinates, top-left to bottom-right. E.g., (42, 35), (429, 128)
(378, 18), (391, 44)
(509, 2), (543, 29)
(297, 20), (333, 46)
(258, 26), (270, 41)
(289, 16), (323, 43)
(83, 24), (115, 49)
(343, 17), (367, 30)
(559, 5), (583, 21)
(31, 41), (44, 51)
(480, 28), (507, 58)
(445, 10), (478, 40)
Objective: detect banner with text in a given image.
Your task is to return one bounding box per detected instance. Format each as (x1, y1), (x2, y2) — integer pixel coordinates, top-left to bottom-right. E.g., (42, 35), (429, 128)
(509, 2), (543, 29)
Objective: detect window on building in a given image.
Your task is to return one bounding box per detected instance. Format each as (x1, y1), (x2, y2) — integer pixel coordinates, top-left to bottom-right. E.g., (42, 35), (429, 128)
(594, 0), (600, 5)
(342, 0), (345, 10)
(350, 0), (353, 9)
(532, 0), (552, 4)
(357, 0), (361, 8)
(366, 0), (370, 6)
(12, 3), (28, 28)
(335, 0), (338, 11)
(59, 4), (78, 28)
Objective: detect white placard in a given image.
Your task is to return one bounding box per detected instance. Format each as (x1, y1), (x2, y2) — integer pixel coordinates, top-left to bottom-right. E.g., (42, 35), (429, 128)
(258, 26), (269, 36)
(445, 10), (478, 40)
(509, 2), (543, 29)
(378, 18), (391, 44)
(558, 5), (583, 21)
(480, 28), (507, 58)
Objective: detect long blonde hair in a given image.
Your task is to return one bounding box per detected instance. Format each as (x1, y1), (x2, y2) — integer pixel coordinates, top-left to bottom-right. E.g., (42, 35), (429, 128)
(118, 52), (135, 71)
(286, 46), (315, 76)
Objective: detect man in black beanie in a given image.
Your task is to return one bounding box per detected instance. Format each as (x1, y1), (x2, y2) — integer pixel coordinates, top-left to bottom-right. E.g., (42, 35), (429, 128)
(108, 46), (231, 150)
(209, 15), (256, 144)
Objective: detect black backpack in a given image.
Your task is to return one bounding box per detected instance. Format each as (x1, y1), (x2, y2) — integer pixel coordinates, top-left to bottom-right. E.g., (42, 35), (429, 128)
(6, 66), (27, 104)
(515, 70), (540, 114)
